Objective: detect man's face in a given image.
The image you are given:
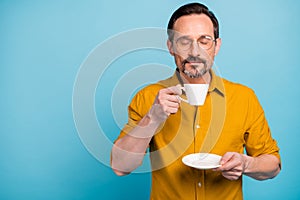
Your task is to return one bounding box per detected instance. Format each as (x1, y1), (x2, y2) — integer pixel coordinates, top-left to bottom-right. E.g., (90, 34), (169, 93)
(168, 14), (221, 80)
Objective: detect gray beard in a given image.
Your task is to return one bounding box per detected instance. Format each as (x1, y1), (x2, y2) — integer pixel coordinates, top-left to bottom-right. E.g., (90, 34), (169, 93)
(182, 64), (208, 78)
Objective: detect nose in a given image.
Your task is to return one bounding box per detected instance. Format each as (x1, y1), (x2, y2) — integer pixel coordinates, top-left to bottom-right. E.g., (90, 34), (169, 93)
(190, 40), (201, 57)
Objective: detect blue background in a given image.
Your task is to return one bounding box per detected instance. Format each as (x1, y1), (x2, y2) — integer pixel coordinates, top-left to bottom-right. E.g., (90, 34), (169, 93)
(1, 0), (299, 199)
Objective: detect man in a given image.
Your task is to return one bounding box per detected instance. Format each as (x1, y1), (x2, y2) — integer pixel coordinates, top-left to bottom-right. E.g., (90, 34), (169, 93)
(111, 2), (281, 200)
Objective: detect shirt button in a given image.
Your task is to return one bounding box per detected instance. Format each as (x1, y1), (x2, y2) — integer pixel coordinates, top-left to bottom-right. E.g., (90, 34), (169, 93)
(198, 182), (202, 187)
(196, 125), (200, 129)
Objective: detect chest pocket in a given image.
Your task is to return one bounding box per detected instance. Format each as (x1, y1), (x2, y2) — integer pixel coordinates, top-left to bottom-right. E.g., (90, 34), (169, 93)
(211, 128), (246, 155)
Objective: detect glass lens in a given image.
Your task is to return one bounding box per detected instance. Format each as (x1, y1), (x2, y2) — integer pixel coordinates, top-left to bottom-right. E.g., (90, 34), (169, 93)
(175, 35), (214, 51)
(176, 37), (192, 51)
(198, 36), (213, 50)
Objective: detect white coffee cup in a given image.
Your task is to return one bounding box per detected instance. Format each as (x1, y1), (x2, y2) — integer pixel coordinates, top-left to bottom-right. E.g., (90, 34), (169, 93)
(178, 84), (209, 106)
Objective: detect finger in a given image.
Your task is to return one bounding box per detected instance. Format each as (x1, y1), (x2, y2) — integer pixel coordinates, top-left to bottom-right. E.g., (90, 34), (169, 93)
(157, 94), (180, 105)
(214, 165), (242, 173)
(220, 161), (240, 171)
(222, 170), (242, 180)
(159, 86), (182, 96)
(219, 152), (243, 171)
(161, 101), (180, 114)
(220, 152), (235, 165)
(222, 169), (243, 175)
(157, 93), (179, 104)
(222, 173), (240, 181)
(166, 94), (181, 103)
(165, 101), (180, 108)
(166, 85), (182, 95)
(166, 107), (179, 114)
(222, 160), (244, 172)
(157, 95), (180, 106)
(159, 88), (175, 96)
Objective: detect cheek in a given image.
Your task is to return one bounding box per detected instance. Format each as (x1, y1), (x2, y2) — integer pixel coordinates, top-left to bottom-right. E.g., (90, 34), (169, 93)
(174, 51), (189, 60)
(174, 55), (184, 66)
(205, 50), (216, 62)
(173, 47), (189, 58)
(203, 49), (214, 58)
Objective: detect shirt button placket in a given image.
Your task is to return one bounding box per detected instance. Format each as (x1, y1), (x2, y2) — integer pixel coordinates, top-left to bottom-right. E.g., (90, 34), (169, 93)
(198, 182), (201, 187)
(197, 171), (205, 199)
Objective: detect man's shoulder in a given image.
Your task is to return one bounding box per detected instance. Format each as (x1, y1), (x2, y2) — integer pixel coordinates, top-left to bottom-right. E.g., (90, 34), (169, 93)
(138, 82), (166, 95)
(127, 82), (166, 116)
(130, 82), (167, 105)
(222, 78), (256, 97)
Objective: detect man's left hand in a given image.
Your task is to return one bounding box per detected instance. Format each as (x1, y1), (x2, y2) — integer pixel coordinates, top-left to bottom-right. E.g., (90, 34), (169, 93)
(214, 152), (251, 181)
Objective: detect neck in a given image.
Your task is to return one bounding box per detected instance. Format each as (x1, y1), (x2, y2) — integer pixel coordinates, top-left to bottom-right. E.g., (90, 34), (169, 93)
(180, 70), (211, 84)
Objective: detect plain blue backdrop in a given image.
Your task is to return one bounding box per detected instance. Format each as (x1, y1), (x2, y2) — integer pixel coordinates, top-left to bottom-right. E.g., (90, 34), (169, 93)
(1, 0), (300, 199)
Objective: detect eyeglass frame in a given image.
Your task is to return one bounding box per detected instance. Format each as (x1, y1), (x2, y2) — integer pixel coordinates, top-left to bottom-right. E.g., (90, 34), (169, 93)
(174, 35), (216, 51)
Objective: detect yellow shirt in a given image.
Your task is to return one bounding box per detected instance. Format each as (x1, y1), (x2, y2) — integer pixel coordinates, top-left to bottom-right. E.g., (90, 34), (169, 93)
(118, 70), (280, 200)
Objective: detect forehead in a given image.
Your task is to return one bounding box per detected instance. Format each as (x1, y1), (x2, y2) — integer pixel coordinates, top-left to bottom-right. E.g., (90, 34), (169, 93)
(172, 14), (214, 38)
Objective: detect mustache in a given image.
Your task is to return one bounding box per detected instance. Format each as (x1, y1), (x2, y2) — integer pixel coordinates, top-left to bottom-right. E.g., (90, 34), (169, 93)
(182, 56), (207, 66)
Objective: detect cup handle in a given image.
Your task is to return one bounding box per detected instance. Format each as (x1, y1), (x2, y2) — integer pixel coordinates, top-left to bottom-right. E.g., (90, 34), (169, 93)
(175, 85), (188, 103)
(177, 96), (188, 103)
(180, 86), (185, 92)
(175, 84), (185, 92)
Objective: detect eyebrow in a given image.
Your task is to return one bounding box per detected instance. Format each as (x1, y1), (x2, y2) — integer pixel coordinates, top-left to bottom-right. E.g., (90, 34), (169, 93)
(175, 34), (214, 41)
(175, 35), (191, 41)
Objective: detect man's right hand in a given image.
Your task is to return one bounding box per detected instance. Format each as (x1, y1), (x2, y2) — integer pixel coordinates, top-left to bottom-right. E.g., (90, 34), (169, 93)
(147, 85), (182, 123)
(111, 85), (182, 175)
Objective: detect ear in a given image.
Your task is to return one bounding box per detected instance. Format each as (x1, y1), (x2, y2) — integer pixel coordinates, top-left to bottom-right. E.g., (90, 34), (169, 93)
(167, 39), (175, 56)
(214, 38), (222, 56)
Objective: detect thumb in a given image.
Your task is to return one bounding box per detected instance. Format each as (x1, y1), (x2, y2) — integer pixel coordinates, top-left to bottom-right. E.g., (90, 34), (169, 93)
(220, 152), (234, 165)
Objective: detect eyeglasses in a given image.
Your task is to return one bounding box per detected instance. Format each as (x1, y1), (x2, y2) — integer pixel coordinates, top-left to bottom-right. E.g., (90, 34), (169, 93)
(175, 35), (216, 51)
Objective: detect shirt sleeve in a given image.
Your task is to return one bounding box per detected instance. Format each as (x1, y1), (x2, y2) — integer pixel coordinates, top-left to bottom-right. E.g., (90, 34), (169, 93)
(244, 90), (281, 162)
(116, 84), (161, 140)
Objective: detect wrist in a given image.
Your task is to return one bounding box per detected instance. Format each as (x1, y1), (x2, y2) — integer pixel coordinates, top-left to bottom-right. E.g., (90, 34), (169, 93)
(242, 154), (254, 174)
(147, 104), (169, 124)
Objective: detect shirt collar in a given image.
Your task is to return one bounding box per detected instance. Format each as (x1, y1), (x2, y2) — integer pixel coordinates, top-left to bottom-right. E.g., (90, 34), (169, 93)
(208, 70), (225, 97)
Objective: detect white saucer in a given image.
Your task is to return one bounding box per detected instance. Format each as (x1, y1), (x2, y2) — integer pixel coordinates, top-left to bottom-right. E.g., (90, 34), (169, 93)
(182, 153), (222, 169)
